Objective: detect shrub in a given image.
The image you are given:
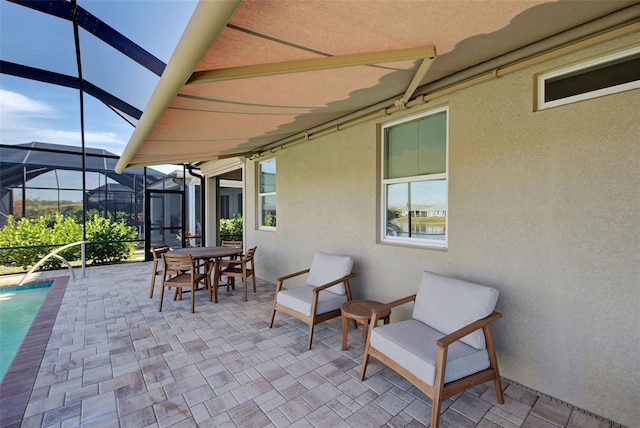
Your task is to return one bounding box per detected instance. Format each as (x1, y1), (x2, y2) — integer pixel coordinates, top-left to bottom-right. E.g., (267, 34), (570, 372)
(220, 213), (243, 241)
(0, 214), (82, 269)
(85, 215), (138, 264)
(0, 214), (137, 269)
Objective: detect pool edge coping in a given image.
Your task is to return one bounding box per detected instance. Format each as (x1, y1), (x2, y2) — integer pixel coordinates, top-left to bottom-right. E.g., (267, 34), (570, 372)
(0, 276), (69, 428)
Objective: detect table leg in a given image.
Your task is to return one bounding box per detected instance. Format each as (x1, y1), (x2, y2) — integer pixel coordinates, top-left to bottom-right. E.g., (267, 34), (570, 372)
(342, 314), (348, 350)
(362, 321), (368, 344)
(212, 257), (220, 303)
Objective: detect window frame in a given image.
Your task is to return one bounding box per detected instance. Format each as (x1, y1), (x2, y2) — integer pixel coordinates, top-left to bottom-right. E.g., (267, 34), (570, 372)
(257, 158), (276, 231)
(380, 106), (449, 248)
(537, 45), (640, 110)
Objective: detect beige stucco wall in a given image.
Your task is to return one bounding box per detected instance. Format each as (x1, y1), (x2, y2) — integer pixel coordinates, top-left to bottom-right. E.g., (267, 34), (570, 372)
(239, 33), (640, 426)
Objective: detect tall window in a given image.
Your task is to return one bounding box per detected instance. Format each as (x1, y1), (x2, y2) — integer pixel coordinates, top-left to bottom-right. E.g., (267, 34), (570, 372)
(258, 159), (276, 229)
(382, 107), (448, 247)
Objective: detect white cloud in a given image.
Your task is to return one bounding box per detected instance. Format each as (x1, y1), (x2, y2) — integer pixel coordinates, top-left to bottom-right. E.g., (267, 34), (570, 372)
(0, 89), (55, 118)
(85, 131), (129, 152)
(1, 125), (128, 154)
(0, 89), (130, 154)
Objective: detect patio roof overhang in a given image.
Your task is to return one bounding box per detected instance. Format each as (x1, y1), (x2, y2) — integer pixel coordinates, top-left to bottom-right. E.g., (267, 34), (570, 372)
(115, 0), (639, 173)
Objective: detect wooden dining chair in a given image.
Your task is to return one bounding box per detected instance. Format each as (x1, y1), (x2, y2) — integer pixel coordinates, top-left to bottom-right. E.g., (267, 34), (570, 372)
(220, 240), (243, 249)
(218, 240), (243, 290)
(218, 246), (257, 302)
(149, 245), (171, 298)
(159, 253), (210, 313)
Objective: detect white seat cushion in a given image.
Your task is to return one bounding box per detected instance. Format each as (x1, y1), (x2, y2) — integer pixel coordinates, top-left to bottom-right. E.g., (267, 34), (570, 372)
(413, 271), (499, 349)
(370, 320), (490, 386)
(306, 252), (354, 295)
(277, 285), (348, 316)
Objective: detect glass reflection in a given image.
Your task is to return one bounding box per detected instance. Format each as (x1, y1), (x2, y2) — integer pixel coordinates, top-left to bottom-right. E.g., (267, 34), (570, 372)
(386, 180), (446, 240)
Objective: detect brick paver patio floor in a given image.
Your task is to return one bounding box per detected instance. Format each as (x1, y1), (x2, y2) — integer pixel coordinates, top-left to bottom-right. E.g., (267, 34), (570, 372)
(0, 262), (623, 427)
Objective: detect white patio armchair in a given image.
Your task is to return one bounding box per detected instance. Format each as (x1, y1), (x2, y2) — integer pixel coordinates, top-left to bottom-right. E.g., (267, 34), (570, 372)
(269, 252), (356, 349)
(360, 271), (504, 428)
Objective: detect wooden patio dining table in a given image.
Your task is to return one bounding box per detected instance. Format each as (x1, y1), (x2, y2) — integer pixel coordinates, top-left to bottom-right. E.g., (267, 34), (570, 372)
(169, 246), (242, 303)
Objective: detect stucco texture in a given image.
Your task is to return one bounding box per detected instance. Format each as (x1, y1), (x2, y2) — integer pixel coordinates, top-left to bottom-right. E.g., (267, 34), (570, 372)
(245, 33), (640, 426)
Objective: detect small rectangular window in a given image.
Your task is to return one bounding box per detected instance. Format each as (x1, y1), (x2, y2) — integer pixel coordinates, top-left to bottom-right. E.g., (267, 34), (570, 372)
(537, 45), (640, 110)
(258, 159), (276, 229)
(381, 107), (448, 247)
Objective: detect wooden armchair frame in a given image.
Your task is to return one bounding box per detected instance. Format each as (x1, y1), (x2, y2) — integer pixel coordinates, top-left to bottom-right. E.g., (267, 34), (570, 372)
(269, 268), (356, 349)
(360, 294), (504, 428)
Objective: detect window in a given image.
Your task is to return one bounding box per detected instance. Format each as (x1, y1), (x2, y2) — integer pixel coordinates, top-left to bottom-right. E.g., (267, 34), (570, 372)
(537, 45), (640, 110)
(220, 195), (230, 219)
(258, 159), (276, 229)
(382, 107), (448, 247)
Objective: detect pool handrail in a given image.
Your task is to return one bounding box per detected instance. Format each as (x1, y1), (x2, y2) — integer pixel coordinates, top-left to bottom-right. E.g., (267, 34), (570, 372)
(18, 241), (88, 286)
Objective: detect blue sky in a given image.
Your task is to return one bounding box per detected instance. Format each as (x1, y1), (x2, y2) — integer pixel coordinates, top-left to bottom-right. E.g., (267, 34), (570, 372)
(0, 0), (197, 171)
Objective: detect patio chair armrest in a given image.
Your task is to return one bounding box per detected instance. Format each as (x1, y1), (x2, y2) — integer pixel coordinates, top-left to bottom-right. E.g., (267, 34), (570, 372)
(311, 273), (357, 293)
(277, 268), (311, 283)
(436, 311), (502, 348)
(370, 294), (417, 325)
(275, 268), (311, 292)
(376, 294), (417, 313)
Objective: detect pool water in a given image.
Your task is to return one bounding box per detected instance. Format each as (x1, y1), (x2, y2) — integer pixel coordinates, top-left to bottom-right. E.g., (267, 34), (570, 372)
(0, 281), (53, 380)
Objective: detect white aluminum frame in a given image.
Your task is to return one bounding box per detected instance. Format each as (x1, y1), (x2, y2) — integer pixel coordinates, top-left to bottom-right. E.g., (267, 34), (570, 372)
(380, 106), (449, 248)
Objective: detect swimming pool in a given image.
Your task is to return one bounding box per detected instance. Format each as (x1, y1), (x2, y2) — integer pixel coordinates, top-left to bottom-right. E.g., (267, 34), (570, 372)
(0, 281), (53, 380)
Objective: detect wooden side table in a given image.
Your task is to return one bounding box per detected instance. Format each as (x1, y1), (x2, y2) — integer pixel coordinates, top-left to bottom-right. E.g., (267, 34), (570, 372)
(341, 299), (391, 350)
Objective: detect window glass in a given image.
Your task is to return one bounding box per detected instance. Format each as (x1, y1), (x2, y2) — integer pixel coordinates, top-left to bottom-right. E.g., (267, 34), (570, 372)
(385, 110), (446, 179)
(545, 54), (640, 101)
(382, 108), (447, 247)
(538, 46), (640, 110)
(259, 159), (276, 229)
(261, 195), (277, 228)
(260, 159), (276, 193)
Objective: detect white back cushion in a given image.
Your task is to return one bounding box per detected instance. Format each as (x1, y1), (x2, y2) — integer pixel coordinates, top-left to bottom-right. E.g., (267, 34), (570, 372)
(413, 271), (499, 349)
(306, 252), (354, 295)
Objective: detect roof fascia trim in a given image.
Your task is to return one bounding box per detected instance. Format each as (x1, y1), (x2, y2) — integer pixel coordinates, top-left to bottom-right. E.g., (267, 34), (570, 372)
(188, 45), (436, 84)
